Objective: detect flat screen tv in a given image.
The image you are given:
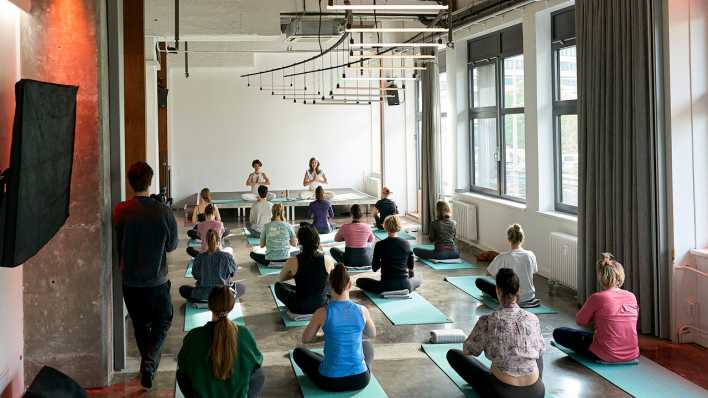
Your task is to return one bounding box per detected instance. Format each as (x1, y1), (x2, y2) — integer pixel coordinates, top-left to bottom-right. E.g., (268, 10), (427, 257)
(0, 79), (78, 268)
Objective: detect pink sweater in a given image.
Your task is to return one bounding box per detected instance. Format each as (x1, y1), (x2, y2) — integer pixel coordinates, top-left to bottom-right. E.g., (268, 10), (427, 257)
(334, 222), (374, 249)
(196, 219), (225, 252)
(577, 288), (639, 362)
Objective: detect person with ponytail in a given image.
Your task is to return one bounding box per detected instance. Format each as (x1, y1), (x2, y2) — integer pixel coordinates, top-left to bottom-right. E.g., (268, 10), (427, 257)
(187, 204), (226, 258)
(275, 223), (334, 315)
(475, 224), (540, 308)
(177, 286), (264, 397)
(249, 203), (298, 266)
(293, 264), (377, 392)
(179, 229), (245, 303)
(330, 204), (375, 268)
(191, 187), (222, 225)
(553, 253), (639, 363)
(413, 200), (460, 260)
(447, 268), (545, 398)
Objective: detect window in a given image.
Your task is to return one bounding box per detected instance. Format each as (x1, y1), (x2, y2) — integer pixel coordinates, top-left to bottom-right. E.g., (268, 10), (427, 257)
(415, 79), (422, 191)
(552, 7), (578, 213)
(468, 25), (526, 201)
(438, 52), (454, 196)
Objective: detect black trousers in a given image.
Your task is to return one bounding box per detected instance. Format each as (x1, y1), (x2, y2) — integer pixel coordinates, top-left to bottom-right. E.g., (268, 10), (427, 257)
(123, 282), (173, 376)
(187, 229), (199, 240)
(446, 349), (545, 398)
(274, 282), (326, 315)
(356, 277), (421, 294)
(177, 366), (265, 398)
(293, 341), (374, 392)
(179, 283), (246, 303)
(413, 246), (460, 260)
(329, 247), (373, 268)
(475, 278), (540, 308)
(552, 327), (599, 360)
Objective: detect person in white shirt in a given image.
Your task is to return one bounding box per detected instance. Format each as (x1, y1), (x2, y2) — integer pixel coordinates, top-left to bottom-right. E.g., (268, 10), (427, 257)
(243, 159), (275, 201)
(476, 224), (540, 308)
(246, 185), (273, 238)
(300, 157), (335, 200)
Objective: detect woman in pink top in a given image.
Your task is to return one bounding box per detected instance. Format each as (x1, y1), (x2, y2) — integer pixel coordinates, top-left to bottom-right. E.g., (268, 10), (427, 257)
(553, 253), (640, 362)
(329, 204), (375, 268)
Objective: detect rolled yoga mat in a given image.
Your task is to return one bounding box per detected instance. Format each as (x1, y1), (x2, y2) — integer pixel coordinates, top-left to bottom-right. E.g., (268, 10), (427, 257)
(551, 341), (707, 398)
(183, 301), (244, 332)
(268, 284), (310, 328)
(187, 239), (201, 248)
(412, 244), (479, 270)
(445, 275), (558, 315)
(373, 229), (416, 241)
(361, 290), (451, 325)
(184, 261), (193, 278)
(289, 349), (388, 398)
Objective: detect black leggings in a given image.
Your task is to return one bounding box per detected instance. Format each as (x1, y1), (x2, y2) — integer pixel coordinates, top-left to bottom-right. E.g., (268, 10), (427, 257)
(413, 246), (460, 260)
(249, 252), (289, 266)
(552, 327), (599, 360)
(177, 366), (264, 398)
(179, 283), (246, 303)
(274, 282), (326, 315)
(293, 341), (374, 392)
(356, 277), (421, 294)
(446, 349), (545, 398)
(475, 278), (540, 308)
(329, 247), (373, 268)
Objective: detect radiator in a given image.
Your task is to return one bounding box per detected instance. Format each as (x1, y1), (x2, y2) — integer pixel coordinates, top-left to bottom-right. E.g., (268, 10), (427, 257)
(365, 176), (382, 198)
(451, 201), (478, 243)
(546, 232), (578, 289)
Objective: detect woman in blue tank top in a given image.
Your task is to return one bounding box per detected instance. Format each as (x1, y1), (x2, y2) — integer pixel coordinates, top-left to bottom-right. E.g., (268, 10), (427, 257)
(293, 264), (377, 392)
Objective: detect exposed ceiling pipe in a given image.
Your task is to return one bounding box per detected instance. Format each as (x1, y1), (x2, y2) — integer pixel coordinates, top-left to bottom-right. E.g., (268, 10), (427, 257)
(167, 0), (180, 53)
(184, 41), (189, 78)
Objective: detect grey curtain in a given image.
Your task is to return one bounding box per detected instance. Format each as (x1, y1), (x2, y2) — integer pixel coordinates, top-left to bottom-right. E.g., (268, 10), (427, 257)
(420, 48), (442, 234)
(577, 0), (670, 337)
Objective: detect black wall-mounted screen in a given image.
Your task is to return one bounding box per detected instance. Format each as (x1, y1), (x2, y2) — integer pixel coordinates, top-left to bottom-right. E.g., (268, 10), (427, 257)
(0, 79), (78, 268)
(386, 82), (400, 106)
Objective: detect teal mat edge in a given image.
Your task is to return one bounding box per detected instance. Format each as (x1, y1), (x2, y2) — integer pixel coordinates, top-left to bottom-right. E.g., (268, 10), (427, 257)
(445, 276), (559, 315)
(362, 290), (451, 325)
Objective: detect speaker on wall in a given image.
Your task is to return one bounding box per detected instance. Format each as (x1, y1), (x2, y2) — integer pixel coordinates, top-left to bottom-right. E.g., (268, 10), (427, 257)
(0, 79), (78, 268)
(386, 81), (400, 106)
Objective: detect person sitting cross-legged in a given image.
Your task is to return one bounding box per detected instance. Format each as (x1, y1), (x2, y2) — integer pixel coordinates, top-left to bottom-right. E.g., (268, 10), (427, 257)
(249, 203), (298, 266)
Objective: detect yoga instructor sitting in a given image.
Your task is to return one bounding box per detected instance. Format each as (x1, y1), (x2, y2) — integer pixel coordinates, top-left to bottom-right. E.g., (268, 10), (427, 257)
(293, 264), (376, 392)
(552, 253), (639, 363)
(447, 268), (545, 398)
(177, 286), (264, 398)
(356, 215), (421, 294)
(250, 203), (297, 266)
(330, 204), (375, 268)
(275, 223), (334, 315)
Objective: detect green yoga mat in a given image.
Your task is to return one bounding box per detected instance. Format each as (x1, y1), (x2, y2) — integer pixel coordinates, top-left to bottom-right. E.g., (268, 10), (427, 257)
(552, 342), (707, 398)
(268, 284), (310, 328)
(184, 302), (244, 332)
(373, 229), (416, 241)
(257, 263), (283, 276)
(413, 244), (479, 270)
(184, 261), (193, 278)
(362, 290), (451, 325)
(289, 349), (388, 398)
(187, 239), (201, 248)
(445, 276), (558, 315)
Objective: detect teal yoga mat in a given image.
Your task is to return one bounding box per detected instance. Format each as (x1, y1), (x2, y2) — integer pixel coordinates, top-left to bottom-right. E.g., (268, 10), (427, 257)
(268, 284), (310, 328)
(373, 229), (416, 241)
(413, 244), (479, 270)
(184, 261), (193, 278)
(552, 341), (707, 398)
(212, 198), (245, 205)
(289, 349), (388, 398)
(184, 302), (244, 332)
(187, 239), (201, 248)
(362, 290), (451, 325)
(257, 263), (283, 276)
(445, 276), (558, 315)
(175, 381), (184, 398)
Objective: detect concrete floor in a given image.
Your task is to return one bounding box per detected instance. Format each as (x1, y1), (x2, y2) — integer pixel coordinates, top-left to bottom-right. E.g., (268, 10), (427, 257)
(88, 212), (708, 398)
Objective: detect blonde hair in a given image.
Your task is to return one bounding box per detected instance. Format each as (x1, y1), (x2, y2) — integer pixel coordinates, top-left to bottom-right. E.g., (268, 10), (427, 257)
(208, 286), (237, 380)
(271, 203), (285, 221)
(206, 229), (220, 254)
(436, 200), (451, 220)
(597, 253), (625, 289)
(507, 224), (524, 245)
(383, 215), (401, 233)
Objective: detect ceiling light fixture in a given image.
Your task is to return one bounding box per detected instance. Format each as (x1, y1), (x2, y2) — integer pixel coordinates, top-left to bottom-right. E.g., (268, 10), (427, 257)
(345, 27), (448, 33)
(350, 54), (435, 59)
(328, 3), (448, 11)
(346, 66), (426, 71)
(342, 77), (417, 81)
(350, 42), (445, 48)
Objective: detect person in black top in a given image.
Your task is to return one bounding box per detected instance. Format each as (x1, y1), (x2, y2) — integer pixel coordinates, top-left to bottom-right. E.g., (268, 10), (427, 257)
(275, 223), (335, 315)
(113, 162), (178, 389)
(372, 187), (398, 230)
(356, 215), (421, 294)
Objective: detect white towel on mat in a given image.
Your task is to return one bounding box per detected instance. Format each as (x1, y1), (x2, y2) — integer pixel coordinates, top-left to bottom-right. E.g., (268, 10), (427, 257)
(429, 329), (467, 344)
(381, 289), (411, 299)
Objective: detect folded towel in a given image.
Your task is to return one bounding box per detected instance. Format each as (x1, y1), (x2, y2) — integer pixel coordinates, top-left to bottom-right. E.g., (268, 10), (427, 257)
(519, 298), (541, 308)
(429, 329), (467, 344)
(346, 266), (372, 271)
(286, 311), (314, 321)
(381, 289), (411, 299)
(191, 302), (209, 309)
(266, 261), (286, 269)
(430, 258), (463, 264)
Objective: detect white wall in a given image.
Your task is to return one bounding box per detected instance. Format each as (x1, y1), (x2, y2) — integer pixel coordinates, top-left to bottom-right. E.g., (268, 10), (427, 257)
(0, 1), (24, 396)
(168, 53), (377, 203)
(382, 83), (416, 214)
(450, 1), (578, 275)
(667, 0), (708, 345)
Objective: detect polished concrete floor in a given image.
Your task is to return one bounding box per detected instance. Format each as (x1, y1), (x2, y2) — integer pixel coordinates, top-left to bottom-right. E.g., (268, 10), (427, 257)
(88, 212), (708, 397)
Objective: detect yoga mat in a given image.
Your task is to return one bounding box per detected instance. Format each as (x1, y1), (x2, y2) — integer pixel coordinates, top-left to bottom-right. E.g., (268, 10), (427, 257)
(552, 342), (707, 398)
(184, 302), (244, 332)
(268, 284), (310, 328)
(413, 244), (479, 270)
(175, 382), (185, 398)
(373, 229), (416, 241)
(445, 276), (558, 315)
(187, 239), (201, 248)
(241, 228), (262, 246)
(362, 290), (451, 325)
(212, 198), (245, 205)
(184, 261), (193, 278)
(289, 350), (388, 398)
(257, 263), (283, 276)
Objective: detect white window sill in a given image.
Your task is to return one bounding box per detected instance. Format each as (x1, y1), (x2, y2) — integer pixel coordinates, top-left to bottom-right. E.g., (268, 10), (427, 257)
(454, 192), (527, 210)
(537, 210), (578, 223)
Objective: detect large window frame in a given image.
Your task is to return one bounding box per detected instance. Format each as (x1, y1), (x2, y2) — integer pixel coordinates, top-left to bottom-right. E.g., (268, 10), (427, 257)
(467, 25), (526, 202)
(551, 7), (578, 214)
